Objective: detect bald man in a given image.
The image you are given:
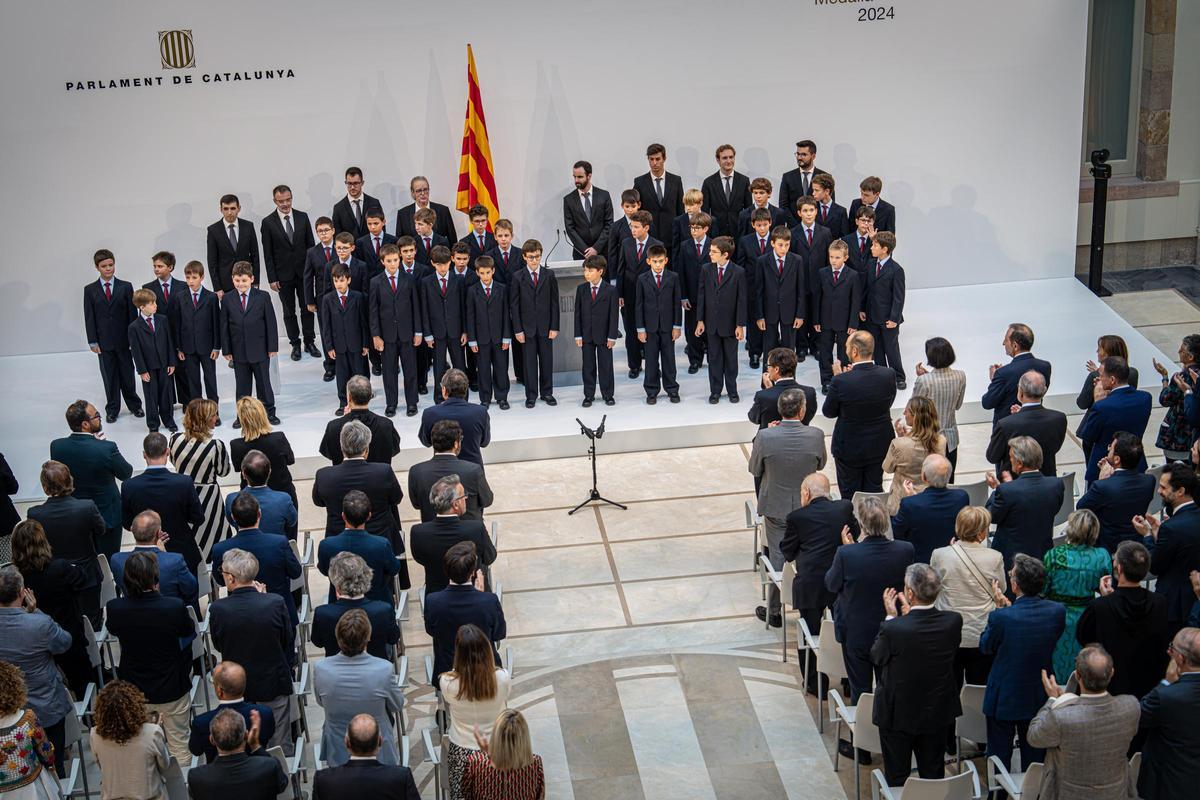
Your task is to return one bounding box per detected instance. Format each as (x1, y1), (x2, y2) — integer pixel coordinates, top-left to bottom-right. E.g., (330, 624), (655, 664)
(891, 455), (969, 563)
(188, 661), (276, 762)
(311, 714), (420, 800)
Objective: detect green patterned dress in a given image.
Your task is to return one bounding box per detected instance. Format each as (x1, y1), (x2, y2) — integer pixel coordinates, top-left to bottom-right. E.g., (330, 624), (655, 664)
(1043, 543), (1112, 679)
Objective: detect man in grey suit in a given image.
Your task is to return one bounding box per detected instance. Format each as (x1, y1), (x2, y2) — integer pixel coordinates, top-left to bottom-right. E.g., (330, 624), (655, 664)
(748, 388), (827, 627)
(407, 420), (493, 523)
(1027, 645), (1140, 799)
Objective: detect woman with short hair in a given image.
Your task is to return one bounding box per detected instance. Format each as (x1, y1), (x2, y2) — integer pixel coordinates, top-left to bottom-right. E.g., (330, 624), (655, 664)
(912, 337), (966, 479)
(1043, 509), (1111, 679)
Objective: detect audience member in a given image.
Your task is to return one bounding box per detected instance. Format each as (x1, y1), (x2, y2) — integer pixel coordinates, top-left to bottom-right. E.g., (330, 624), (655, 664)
(1043, 509), (1113, 679)
(462, 709), (545, 800)
(1077, 357), (1152, 484)
(186, 709), (287, 800)
(26, 460), (104, 626)
(981, 323), (1052, 425)
(985, 370), (1068, 476)
(313, 610), (405, 767)
(230, 395), (298, 508)
(1151, 334), (1200, 462)
(892, 455), (967, 564)
(748, 348), (817, 428)
(1076, 432), (1156, 552)
(1134, 462), (1200, 637)
(1136, 627), (1200, 800)
(0, 660), (58, 793)
(911, 337), (966, 478)
(1026, 645), (1140, 800)
(317, 491), (402, 604)
(418, 369), (491, 467)
(408, 420), (494, 523)
(120, 432), (205, 572)
(0, 454), (17, 563)
(89, 680), (171, 800)
(986, 436), (1063, 573)
(311, 713), (420, 800)
(882, 396), (946, 514)
(440, 624), (513, 800)
(211, 493), (302, 623)
(1077, 335), (1140, 410)
(411, 477), (497, 595)
(111, 510), (199, 611)
(224, 449), (298, 540)
(425, 543), (506, 687)
(312, 552), (399, 659)
(822, 331), (897, 498)
(169, 398), (232, 564)
(319, 376), (401, 465)
(188, 661), (276, 763)
(313, 421), (405, 554)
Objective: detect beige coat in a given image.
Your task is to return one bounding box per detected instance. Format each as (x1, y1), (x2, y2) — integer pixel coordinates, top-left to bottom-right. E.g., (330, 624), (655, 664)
(90, 722), (170, 800)
(882, 434), (946, 514)
(930, 542), (1006, 648)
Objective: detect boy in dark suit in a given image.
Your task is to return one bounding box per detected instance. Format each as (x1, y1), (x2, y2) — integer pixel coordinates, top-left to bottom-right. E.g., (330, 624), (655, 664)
(170, 261), (221, 417)
(420, 246), (467, 404)
(574, 255), (620, 407)
(412, 208), (448, 265)
(696, 237), (746, 403)
(485, 218), (519, 284)
(811, 174), (849, 240)
(754, 226), (805, 357)
(331, 166), (384, 239)
(671, 188), (717, 265)
(356, 209), (395, 378)
(813, 240), (862, 392)
(128, 289), (178, 432)
(462, 205), (496, 271)
(261, 185), (318, 362)
(369, 244), (424, 418)
(842, 206), (877, 274)
(304, 216), (339, 382)
(84, 248), (144, 422)
(466, 257), (511, 409)
(636, 245), (682, 403)
(737, 178), (787, 238)
(206, 194), (260, 294)
(396, 236), (433, 394)
(321, 263), (370, 414)
(863, 232), (907, 388)
(737, 207), (774, 369)
(509, 239), (560, 408)
(146, 251), (190, 405)
(221, 261), (279, 423)
(605, 189), (641, 285)
(677, 212), (712, 374)
(618, 210), (661, 379)
(848, 176), (897, 233)
(790, 196), (834, 358)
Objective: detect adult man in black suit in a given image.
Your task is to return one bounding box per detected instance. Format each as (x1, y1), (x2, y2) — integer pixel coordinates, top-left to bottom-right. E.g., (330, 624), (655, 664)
(749, 348), (817, 427)
(189, 661), (277, 763)
(1134, 463), (1200, 637)
(1136, 627), (1200, 800)
(781, 473), (855, 693)
(220, 263), (279, 422)
(317, 492), (403, 604)
(695, 237), (747, 403)
(212, 494), (303, 624)
(423, 542), (505, 686)
(891, 455), (970, 564)
(261, 184), (319, 361)
(186, 709), (288, 800)
(27, 461), (106, 626)
(411, 476), (496, 595)
(1076, 432), (1157, 552)
(563, 160), (614, 260)
(319, 376), (401, 465)
(982, 323), (1053, 425)
(779, 140), (832, 227)
(847, 176), (897, 233)
(206, 194), (260, 294)
(312, 714), (421, 800)
(120, 432), (205, 571)
(701, 144), (752, 239)
(418, 369), (491, 466)
(332, 166), (384, 240)
(409, 420), (493, 523)
(394, 175), (458, 244)
(85, 249), (145, 421)
(987, 436), (1064, 572)
(822, 331), (896, 498)
(313, 421), (405, 552)
(985, 371), (1067, 476)
(871, 564), (963, 787)
(632, 143), (684, 247)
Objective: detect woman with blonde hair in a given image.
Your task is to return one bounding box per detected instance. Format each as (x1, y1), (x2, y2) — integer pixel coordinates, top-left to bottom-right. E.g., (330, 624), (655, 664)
(882, 395), (946, 514)
(169, 398), (231, 561)
(439, 624), (511, 800)
(89, 680), (171, 800)
(1043, 509), (1111, 679)
(230, 396), (298, 509)
(463, 709), (545, 800)
(0, 660), (57, 798)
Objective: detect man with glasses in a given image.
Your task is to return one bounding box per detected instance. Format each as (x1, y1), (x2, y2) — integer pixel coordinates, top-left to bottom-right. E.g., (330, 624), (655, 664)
(331, 166), (383, 240)
(394, 175), (458, 245)
(410, 476), (495, 595)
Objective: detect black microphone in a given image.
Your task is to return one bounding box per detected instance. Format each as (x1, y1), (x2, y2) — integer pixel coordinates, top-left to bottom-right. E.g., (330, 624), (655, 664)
(543, 228), (563, 266)
(596, 414), (607, 438)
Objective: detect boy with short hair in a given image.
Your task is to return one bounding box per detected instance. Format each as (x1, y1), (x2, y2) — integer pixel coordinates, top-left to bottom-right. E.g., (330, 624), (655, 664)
(369, 243), (424, 417)
(574, 255), (620, 407)
(812, 239), (861, 393)
(355, 209), (396, 279)
(129, 288), (178, 432)
(420, 246), (468, 403)
(847, 176), (896, 233)
(329, 232), (368, 293)
(789, 196), (834, 358)
(304, 216), (339, 381)
(463, 204), (496, 271)
(695, 237), (746, 403)
(320, 263), (370, 414)
(146, 250), (190, 402)
(606, 189), (641, 284)
(618, 209), (662, 379)
(466, 256), (511, 409)
(671, 188), (716, 264)
(737, 178), (787, 237)
(754, 226), (805, 356)
(485, 219), (519, 284)
(450, 242), (479, 287)
(169, 261), (221, 417)
(396, 235), (433, 394)
(413, 208), (447, 264)
(677, 212), (712, 374)
(737, 207), (775, 369)
(811, 174), (849, 240)
(510, 239), (560, 407)
(862, 231), (906, 387)
(220, 261), (279, 424)
(842, 206), (877, 273)
(636, 244), (682, 403)
(84, 249), (145, 422)
(451, 241), (480, 388)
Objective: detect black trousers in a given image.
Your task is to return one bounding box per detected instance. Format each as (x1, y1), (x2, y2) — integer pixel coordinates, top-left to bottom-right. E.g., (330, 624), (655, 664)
(867, 322), (905, 382)
(842, 641), (874, 702)
(986, 717), (1043, 776)
(140, 368), (175, 429)
(761, 320), (797, 356)
(430, 338), (465, 403)
(333, 351), (368, 406)
(947, 447), (958, 482)
(475, 343), (510, 403)
(233, 359), (275, 414)
(522, 335), (554, 400)
(381, 341), (419, 409)
(642, 332), (679, 396)
(946, 645), (994, 748)
(798, 606), (825, 692)
(835, 459), (884, 499)
(818, 328), (851, 385)
(683, 306), (706, 368)
(581, 341), (615, 401)
(511, 339), (525, 383)
(706, 333), (739, 396)
(277, 279), (314, 345)
(43, 718), (66, 777)
(416, 336), (432, 388)
(619, 292), (643, 371)
(179, 352), (219, 406)
(464, 345), (478, 387)
(746, 320), (763, 360)
(97, 348), (143, 416)
(880, 728), (946, 787)
(97, 528), (122, 561)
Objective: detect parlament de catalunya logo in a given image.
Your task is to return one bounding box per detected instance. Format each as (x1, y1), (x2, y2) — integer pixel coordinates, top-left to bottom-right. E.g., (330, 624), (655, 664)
(158, 30), (196, 69)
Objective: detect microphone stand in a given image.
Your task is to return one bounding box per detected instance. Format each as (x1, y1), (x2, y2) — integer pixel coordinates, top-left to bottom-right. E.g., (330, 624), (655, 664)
(568, 415), (627, 515)
(543, 228), (563, 266)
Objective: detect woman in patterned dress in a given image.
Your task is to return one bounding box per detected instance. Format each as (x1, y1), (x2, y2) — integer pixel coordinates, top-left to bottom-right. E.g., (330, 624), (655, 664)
(463, 709), (545, 800)
(0, 661), (58, 800)
(1152, 334), (1200, 462)
(1043, 509), (1111, 680)
(912, 337), (966, 481)
(168, 399), (230, 562)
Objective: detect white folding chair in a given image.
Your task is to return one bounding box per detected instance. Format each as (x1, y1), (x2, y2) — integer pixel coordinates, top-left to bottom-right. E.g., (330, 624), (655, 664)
(422, 728), (446, 800)
(759, 554), (796, 661)
(392, 656), (409, 735)
(797, 616), (820, 692)
(392, 589), (409, 665)
(1145, 465), (1165, 517)
(267, 732), (306, 800)
(296, 595), (313, 664)
(289, 536), (312, 599)
(424, 656), (449, 735)
(97, 554), (118, 606)
(490, 520), (500, 550)
(81, 613), (114, 686)
(52, 758), (82, 799)
(290, 663), (311, 739)
(1052, 472), (1077, 528)
(815, 617), (848, 733)
(1128, 752), (1141, 789)
(196, 561), (214, 604)
(830, 690), (883, 800)
(62, 683), (94, 798)
(871, 761), (980, 800)
(955, 684), (987, 764)
(948, 478), (989, 509)
(988, 758), (1043, 800)
(163, 756), (189, 800)
(745, 499), (764, 571)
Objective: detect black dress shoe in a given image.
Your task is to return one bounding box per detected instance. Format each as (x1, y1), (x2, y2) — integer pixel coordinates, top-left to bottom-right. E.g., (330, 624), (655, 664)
(604, 398), (615, 406)
(628, 368), (640, 379)
(480, 401), (490, 408)
(796, 352), (806, 363)
(709, 395), (720, 404)
(837, 740), (872, 764)
(385, 406), (397, 417)
(668, 394), (680, 403)
(132, 408), (146, 418)
(267, 414), (281, 425)
(749, 355), (760, 369)
(646, 395), (657, 405)
(729, 394), (740, 403)
(322, 372), (335, 383)
(419, 385), (429, 395)
(372, 365), (382, 376)
(542, 395), (557, 406)
(498, 400), (510, 410)
(897, 380), (907, 390)
(232, 419), (241, 429)
(821, 383), (830, 395)
(165, 425), (179, 434)
(525, 399), (536, 409)
(305, 342), (322, 358)
(582, 398), (593, 408)
(290, 344), (302, 361)
(687, 365), (700, 374)
(406, 406), (418, 417)
(755, 606), (783, 628)
(106, 413), (118, 424)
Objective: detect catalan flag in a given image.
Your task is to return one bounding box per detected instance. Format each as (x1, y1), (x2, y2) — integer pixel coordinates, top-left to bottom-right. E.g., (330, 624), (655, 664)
(456, 44), (499, 229)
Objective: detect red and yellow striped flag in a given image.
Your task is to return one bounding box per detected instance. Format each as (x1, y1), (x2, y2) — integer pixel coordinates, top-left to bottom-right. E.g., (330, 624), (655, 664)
(456, 44), (499, 229)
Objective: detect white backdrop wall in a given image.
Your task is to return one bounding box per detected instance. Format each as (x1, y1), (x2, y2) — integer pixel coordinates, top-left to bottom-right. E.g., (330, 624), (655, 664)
(0, 0), (1088, 356)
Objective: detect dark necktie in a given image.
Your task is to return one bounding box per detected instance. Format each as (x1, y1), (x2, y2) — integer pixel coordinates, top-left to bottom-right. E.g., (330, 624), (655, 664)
(696, 242), (702, 259)
(806, 228), (813, 247)
(424, 237), (431, 254)
(147, 316), (155, 333)
(485, 285), (491, 300)
(353, 199), (361, 226)
(502, 251), (509, 268)
(859, 237), (867, 255)
(477, 234), (485, 251)
(655, 273), (661, 290)
(758, 239), (766, 255)
(655, 177), (664, 203)
(440, 277), (447, 296)
(717, 266), (725, 285)
(821, 205), (828, 223)
(802, 172), (811, 195)
(192, 292), (199, 308)
(876, 261), (884, 278)
(240, 293), (247, 311)
(324, 246), (332, 262)
(389, 275), (397, 294)
(636, 242), (644, 262)
(583, 192), (592, 220)
(723, 176), (732, 203)
(340, 294), (347, 309)
(162, 282), (170, 302)
(374, 236), (380, 257)
(531, 270), (539, 288)
(284, 215), (294, 244)
(833, 269), (841, 285)
(104, 282), (112, 301)
(777, 257), (784, 277)
(228, 224), (238, 250)
(592, 284), (598, 301)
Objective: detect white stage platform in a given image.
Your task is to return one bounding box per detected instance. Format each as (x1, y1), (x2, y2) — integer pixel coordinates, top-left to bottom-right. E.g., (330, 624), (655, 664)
(0, 277), (1173, 501)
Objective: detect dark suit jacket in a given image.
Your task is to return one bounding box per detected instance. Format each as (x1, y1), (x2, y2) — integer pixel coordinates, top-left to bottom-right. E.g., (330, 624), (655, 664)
(748, 378), (817, 428)
(370, 270), (423, 344)
(316, 528), (400, 604)
(1137, 672), (1200, 800)
(261, 210), (315, 284)
(696, 261), (747, 336)
(671, 213), (719, 265)
(128, 314), (176, 373)
(871, 608), (962, 733)
(892, 487), (970, 564)
(121, 468), (204, 570)
(735, 234), (772, 312)
(105, 592), (193, 703)
(206, 218), (261, 292)
(780, 497), (854, 610)
(355, 231), (399, 277)
(574, 281), (620, 344)
(0, 453), (19, 546)
(408, 454), (493, 523)
(822, 362), (896, 466)
(633, 171), (684, 246)
(981, 353), (1053, 424)
(209, 587), (294, 700)
(310, 257), (368, 304)
(312, 758), (421, 800)
(311, 597), (399, 659)
(412, 232), (449, 266)
(675, 236), (712, 306)
(816, 202), (850, 240)
(617, 236), (662, 294)
(509, 267), (560, 337)
(813, 265), (862, 331)
(27, 496), (105, 586)
(169, 286), (221, 354)
(788, 224), (833, 288)
(701, 171), (751, 238)
(50, 432), (134, 530)
(304, 243), (336, 306)
(863, 257), (905, 325)
(211, 529), (302, 624)
(980, 596), (1066, 720)
(423, 584), (505, 685)
(418, 399), (491, 467)
(635, 269), (682, 334)
(220, 288), (279, 363)
(1077, 386), (1153, 482)
(564, 187), (614, 259)
(465, 281), (511, 346)
(189, 700), (276, 761)
(779, 167), (833, 226)
(987, 471), (1064, 567)
(484, 246), (519, 284)
(320, 290), (370, 354)
(1077, 367), (1140, 410)
(1148, 503), (1200, 624)
(111, 546), (198, 609)
(394, 201), (457, 244)
(461, 230), (496, 271)
(752, 252), (805, 325)
(312, 460), (404, 548)
(842, 231), (874, 273)
(411, 517), (497, 594)
(332, 193), (384, 240)
(143, 278), (188, 313)
(1076, 470), (1157, 552)
(319, 409), (400, 465)
(1076, 587), (1170, 698)
(985, 403), (1068, 476)
(824, 537), (914, 648)
(419, 271), (467, 340)
(187, 750), (288, 800)
(84, 277), (137, 350)
(848, 197), (897, 233)
(736, 205), (788, 239)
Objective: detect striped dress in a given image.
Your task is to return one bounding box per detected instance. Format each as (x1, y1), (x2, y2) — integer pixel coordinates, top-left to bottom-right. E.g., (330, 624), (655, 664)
(462, 753), (544, 800)
(168, 433), (231, 561)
